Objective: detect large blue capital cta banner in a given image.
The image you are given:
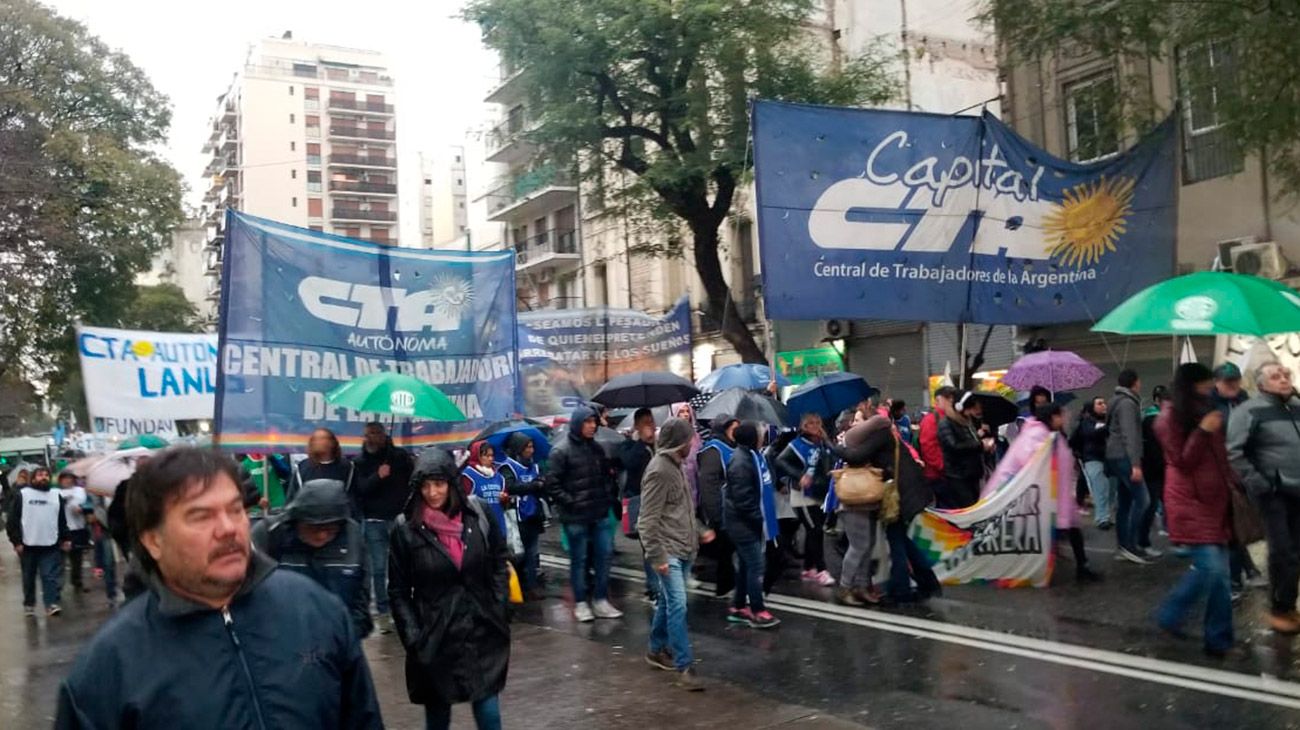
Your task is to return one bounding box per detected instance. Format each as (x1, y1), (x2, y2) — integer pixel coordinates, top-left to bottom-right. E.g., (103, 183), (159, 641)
(752, 101), (1177, 324)
(217, 212), (521, 452)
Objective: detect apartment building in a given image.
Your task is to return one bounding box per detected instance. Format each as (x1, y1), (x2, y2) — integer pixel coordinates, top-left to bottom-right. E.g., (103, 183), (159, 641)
(137, 217), (208, 314)
(419, 147), (469, 248)
(199, 34), (399, 326)
(1000, 36), (1300, 392)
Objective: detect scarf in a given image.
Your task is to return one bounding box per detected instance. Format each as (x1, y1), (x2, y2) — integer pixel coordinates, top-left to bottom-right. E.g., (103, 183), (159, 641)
(420, 503), (465, 570)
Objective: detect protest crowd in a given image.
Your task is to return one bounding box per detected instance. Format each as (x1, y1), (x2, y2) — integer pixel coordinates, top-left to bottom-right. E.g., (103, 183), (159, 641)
(6, 352), (1298, 729)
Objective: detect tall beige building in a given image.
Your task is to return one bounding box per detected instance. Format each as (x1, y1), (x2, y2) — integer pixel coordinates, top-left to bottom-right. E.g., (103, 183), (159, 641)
(199, 34), (400, 326)
(419, 147), (469, 248)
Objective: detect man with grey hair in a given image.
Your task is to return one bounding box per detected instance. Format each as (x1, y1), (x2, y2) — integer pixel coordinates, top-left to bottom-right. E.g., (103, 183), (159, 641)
(1227, 361), (1300, 635)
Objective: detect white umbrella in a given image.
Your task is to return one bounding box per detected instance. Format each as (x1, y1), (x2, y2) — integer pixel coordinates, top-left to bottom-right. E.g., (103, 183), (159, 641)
(69, 447), (154, 496)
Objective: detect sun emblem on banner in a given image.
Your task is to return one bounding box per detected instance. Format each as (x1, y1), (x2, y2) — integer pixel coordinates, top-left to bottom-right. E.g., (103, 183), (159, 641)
(428, 274), (474, 319)
(1042, 176), (1136, 268)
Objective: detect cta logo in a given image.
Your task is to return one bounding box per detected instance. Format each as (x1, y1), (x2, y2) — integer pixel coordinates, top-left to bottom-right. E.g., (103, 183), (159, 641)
(389, 389), (416, 415)
(299, 275), (473, 332)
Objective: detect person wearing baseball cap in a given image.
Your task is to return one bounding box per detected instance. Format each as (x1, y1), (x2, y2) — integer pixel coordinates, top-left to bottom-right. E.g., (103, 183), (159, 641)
(1211, 363), (1248, 419)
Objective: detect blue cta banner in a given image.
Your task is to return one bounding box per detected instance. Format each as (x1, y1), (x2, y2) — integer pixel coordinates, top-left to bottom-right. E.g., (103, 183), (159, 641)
(217, 211), (521, 452)
(752, 101), (1177, 324)
(516, 297), (693, 417)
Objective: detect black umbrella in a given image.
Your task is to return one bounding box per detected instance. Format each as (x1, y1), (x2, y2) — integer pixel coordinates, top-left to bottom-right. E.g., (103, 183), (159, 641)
(696, 387), (790, 426)
(970, 391), (1019, 430)
(591, 371), (700, 408)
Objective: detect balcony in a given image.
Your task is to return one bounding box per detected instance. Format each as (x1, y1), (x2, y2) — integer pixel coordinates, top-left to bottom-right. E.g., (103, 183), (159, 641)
(484, 63), (528, 106)
(487, 167), (578, 223)
(485, 114), (534, 165)
(206, 247), (223, 273)
(515, 228), (580, 275)
(327, 98), (394, 114)
(246, 63), (394, 87)
(329, 125), (395, 141)
(331, 207), (397, 222)
(328, 154), (396, 169)
(329, 180), (397, 195)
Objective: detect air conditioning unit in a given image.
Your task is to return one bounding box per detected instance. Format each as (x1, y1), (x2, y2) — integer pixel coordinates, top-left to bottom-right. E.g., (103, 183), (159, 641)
(1229, 242), (1289, 280)
(1215, 236), (1259, 271)
(821, 319), (850, 340)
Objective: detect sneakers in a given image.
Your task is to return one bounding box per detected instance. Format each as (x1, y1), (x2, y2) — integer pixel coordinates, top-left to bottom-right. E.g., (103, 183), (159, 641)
(645, 649), (675, 671)
(376, 614), (395, 635)
(574, 602), (595, 623)
(673, 667), (705, 692)
(1268, 612), (1300, 635)
(834, 588), (866, 607)
(816, 570), (837, 587)
(23, 606), (35, 618)
(46, 605), (62, 617)
(748, 611), (781, 629)
(1141, 546), (1164, 559)
(727, 607), (755, 624)
(1115, 547), (1151, 565)
(801, 569), (820, 582)
(591, 599), (623, 619)
(1096, 520), (1114, 531)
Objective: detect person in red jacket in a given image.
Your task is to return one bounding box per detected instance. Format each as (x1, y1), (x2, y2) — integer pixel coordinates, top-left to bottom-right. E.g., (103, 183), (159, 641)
(918, 386), (956, 489)
(1153, 363), (1235, 657)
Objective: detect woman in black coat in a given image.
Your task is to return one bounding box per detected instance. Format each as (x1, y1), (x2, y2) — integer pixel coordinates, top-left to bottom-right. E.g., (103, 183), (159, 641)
(389, 448), (511, 730)
(836, 416), (941, 604)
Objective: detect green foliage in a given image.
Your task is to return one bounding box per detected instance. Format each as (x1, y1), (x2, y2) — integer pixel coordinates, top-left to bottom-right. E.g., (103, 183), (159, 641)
(117, 283), (204, 334)
(464, 0), (896, 361)
(0, 0), (184, 382)
(982, 0), (1300, 191)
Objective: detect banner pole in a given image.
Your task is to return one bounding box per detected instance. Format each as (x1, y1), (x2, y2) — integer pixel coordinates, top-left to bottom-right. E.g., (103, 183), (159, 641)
(958, 322), (969, 390)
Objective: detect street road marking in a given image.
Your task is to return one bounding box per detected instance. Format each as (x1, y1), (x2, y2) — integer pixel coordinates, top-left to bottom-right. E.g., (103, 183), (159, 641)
(539, 554), (1300, 710)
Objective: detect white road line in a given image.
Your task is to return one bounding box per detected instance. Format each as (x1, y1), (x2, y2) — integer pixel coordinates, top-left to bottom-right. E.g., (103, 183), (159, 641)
(538, 554), (1300, 710)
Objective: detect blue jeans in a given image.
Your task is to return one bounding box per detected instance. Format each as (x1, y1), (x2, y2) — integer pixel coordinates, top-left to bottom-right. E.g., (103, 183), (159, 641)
(20, 546), (63, 608)
(94, 536), (117, 600)
(519, 519), (543, 591)
(649, 557), (693, 670)
(1156, 544), (1233, 652)
(424, 694), (501, 730)
(731, 537), (765, 613)
(564, 521), (613, 602)
(1082, 460), (1114, 525)
(1107, 458), (1150, 552)
(364, 519), (393, 615)
(885, 521), (940, 599)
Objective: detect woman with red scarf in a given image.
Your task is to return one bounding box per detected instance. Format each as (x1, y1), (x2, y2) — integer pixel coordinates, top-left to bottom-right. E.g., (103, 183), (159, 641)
(389, 447), (511, 730)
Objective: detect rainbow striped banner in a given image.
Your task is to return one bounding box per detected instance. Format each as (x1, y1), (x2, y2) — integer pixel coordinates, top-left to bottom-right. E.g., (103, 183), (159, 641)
(911, 439), (1057, 588)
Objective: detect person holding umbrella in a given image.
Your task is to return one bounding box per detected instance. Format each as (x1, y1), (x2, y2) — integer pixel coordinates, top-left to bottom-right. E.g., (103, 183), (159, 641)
(351, 421), (413, 634)
(500, 432), (546, 600)
(461, 442), (508, 536)
(936, 391), (991, 509)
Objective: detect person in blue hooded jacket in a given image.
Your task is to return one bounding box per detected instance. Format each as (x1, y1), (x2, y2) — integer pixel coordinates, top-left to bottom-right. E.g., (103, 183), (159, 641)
(500, 431), (547, 600)
(56, 447), (382, 730)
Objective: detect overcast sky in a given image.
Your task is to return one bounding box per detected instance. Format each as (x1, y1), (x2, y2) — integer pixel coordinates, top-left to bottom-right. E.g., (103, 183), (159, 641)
(47, 0), (498, 242)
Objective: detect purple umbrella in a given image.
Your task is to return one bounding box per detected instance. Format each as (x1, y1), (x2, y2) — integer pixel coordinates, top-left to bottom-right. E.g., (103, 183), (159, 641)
(1003, 350), (1104, 393)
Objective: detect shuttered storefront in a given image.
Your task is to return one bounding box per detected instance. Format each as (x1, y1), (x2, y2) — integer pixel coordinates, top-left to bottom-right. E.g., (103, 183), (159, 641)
(845, 320), (927, 405)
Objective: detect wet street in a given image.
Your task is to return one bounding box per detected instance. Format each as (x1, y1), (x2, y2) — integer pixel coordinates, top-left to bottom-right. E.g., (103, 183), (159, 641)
(4, 525), (1300, 729)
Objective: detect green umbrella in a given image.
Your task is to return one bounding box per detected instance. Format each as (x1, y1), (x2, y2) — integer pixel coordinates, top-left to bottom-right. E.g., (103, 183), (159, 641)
(117, 434), (169, 450)
(325, 372), (465, 421)
(1092, 271), (1300, 336)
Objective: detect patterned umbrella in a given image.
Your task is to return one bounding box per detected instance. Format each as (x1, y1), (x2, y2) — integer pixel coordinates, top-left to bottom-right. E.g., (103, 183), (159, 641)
(1003, 350), (1104, 393)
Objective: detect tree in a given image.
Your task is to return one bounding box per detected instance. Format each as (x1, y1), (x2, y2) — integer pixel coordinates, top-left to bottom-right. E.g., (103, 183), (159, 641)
(117, 283), (203, 334)
(982, 1), (1300, 192)
(463, 0), (896, 362)
(0, 0), (183, 382)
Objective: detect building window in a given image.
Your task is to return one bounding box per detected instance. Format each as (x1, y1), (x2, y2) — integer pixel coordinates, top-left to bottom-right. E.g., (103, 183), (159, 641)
(289, 86), (294, 96)
(308, 198), (323, 217)
(292, 197), (298, 207)
(291, 169), (297, 179)
(306, 142), (321, 166)
(457, 178), (463, 185)
(290, 141), (296, 151)
(1179, 42), (1243, 183)
(307, 170), (321, 193)
(593, 263), (608, 308)
(1064, 73), (1120, 163)
(455, 155), (461, 163)
(289, 113), (295, 124)
(305, 87), (319, 99)
(424, 178), (432, 185)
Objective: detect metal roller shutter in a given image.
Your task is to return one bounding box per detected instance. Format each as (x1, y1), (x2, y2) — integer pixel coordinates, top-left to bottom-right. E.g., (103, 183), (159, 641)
(845, 325), (928, 406)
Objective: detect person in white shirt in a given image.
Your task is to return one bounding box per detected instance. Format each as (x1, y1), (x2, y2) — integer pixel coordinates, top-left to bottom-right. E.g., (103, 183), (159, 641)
(6, 467), (70, 616)
(57, 472), (91, 593)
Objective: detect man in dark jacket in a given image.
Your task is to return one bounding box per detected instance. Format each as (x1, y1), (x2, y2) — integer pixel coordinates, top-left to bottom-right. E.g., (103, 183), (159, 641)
(638, 418), (715, 690)
(545, 405), (621, 622)
(1227, 361), (1300, 634)
(7, 467), (70, 617)
(1106, 369), (1154, 564)
(697, 413), (739, 596)
(1211, 362), (1250, 418)
(350, 421), (412, 634)
(616, 408), (658, 601)
(56, 447), (382, 729)
(252, 479), (372, 638)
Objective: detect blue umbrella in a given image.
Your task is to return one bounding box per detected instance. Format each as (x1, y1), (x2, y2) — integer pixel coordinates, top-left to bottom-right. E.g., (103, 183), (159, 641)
(786, 372), (879, 422)
(469, 419), (552, 461)
(696, 363), (790, 392)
